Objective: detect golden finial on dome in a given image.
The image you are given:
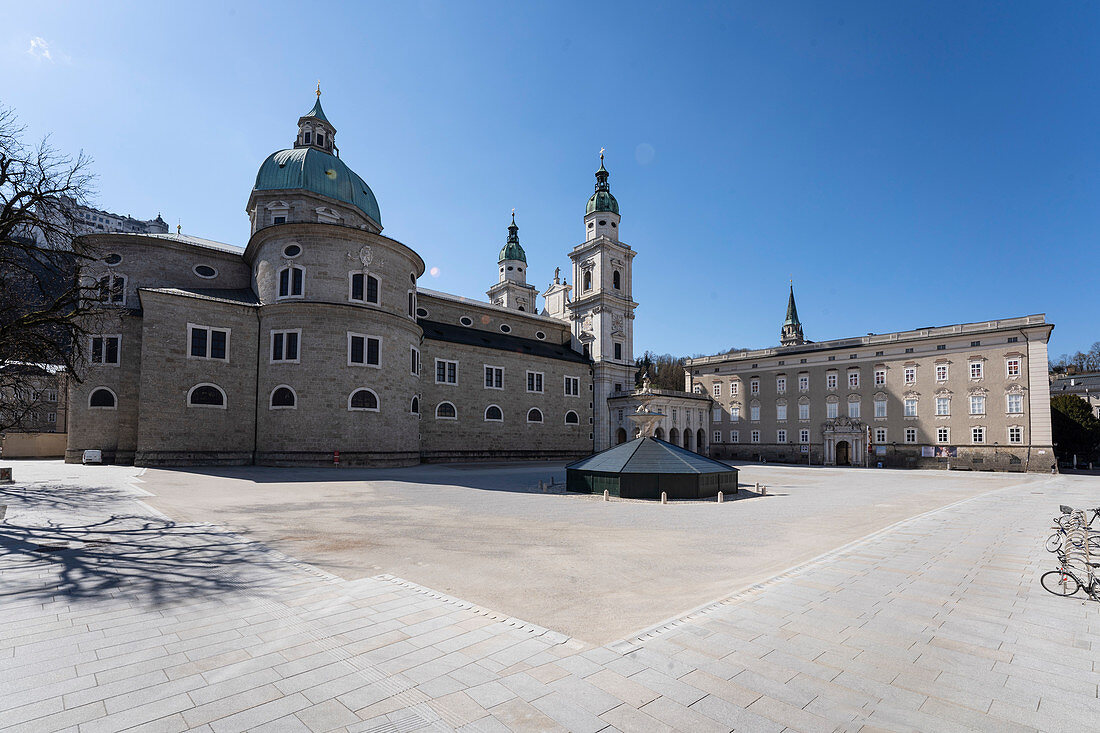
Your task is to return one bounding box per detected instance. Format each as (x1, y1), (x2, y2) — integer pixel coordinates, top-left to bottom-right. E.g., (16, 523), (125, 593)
(316, 80), (322, 98)
(600, 147), (605, 163)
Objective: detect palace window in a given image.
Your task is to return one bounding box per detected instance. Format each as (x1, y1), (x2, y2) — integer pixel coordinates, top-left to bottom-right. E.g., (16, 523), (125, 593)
(731, 381), (739, 396)
(484, 366), (504, 389)
(712, 408), (722, 422)
(713, 383), (721, 397)
(750, 378), (760, 395)
(271, 330), (300, 363)
(714, 431), (722, 443)
(583, 271), (592, 290)
(750, 430), (760, 444)
(875, 399), (887, 418)
(777, 430), (787, 443)
(905, 427), (917, 443)
(750, 404), (760, 421)
(484, 405), (503, 422)
(410, 346), (421, 376)
(730, 406), (740, 422)
(349, 272), (380, 304)
(776, 403), (787, 421)
(435, 359), (458, 384)
(1006, 358), (1021, 377)
(972, 426), (985, 444)
(436, 401), (457, 419)
(937, 427), (950, 443)
(776, 377), (786, 393)
(526, 371), (544, 393)
(826, 373), (837, 390)
(730, 430), (740, 443)
(187, 383), (226, 408)
(874, 369), (886, 387)
(188, 324), (229, 361)
(565, 376), (580, 396)
(936, 364), (949, 381)
(1008, 426), (1022, 443)
(874, 427), (887, 443)
(349, 389), (379, 411)
(936, 397), (950, 416)
(614, 342), (622, 360)
(904, 367), (916, 385)
(90, 335), (121, 365)
(969, 395), (985, 415)
(798, 374), (809, 391)
(904, 398), (917, 417)
(277, 266), (304, 298)
(969, 361), (984, 380)
(1007, 393), (1024, 414)
(800, 429), (809, 443)
(848, 400), (860, 419)
(826, 401), (838, 419)
(347, 334), (380, 367)
(527, 408), (543, 423)
(848, 371), (860, 388)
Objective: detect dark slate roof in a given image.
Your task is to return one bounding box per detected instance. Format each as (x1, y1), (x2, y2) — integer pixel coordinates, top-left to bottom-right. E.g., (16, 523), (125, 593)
(419, 320), (590, 364)
(140, 287), (260, 306)
(567, 437), (736, 474)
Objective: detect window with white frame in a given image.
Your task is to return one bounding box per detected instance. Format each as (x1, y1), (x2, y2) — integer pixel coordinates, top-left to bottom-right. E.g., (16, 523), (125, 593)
(972, 426), (985, 444)
(565, 410), (580, 424)
(347, 333), (380, 367)
(435, 359), (458, 384)
(527, 408), (543, 423)
(904, 367), (916, 385)
(731, 381), (739, 396)
(777, 429), (787, 443)
(730, 406), (740, 422)
(937, 426), (950, 443)
(848, 370), (860, 388)
(436, 401), (457, 419)
(750, 430), (760, 443)
(826, 373), (838, 389)
(714, 430), (722, 443)
(526, 371), (544, 393)
(96, 273), (127, 305)
(874, 369), (886, 387)
(904, 398), (917, 417)
(798, 374), (809, 391)
(47, 412), (56, 423)
(188, 383), (227, 409)
(484, 365), (503, 389)
(410, 346), (420, 376)
(90, 335), (121, 365)
(776, 403), (787, 421)
(188, 324), (229, 361)
(349, 272), (381, 304)
(969, 361), (984, 379)
(712, 408), (722, 422)
(848, 399), (860, 418)
(484, 404), (503, 422)
(776, 377), (786, 393)
(713, 383), (721, 397)
(935, 363), (948, 381)
(277, 266), (304, 298)
(969, 394), (985, 415)
(348, 388), (379, 411)
(905, 427), (917, 443)
(826, 400), (838, 419)
(1006, 357), (1021, 377)
(750, 404), (760, 421)
(270, 385), (296, 409)
(874, 399), (887, 418)
(271, 330), (300, 362)
(730, 430), (740, 443)
(874, 427), (887, 443)
(564, 376), (580, 396)
(799, 428), (809, 443)
(1007, 393), (1023, 414)
(750, 378), (759, 395)
(798, 402), (809, 420)
(1008, 426), (1022, 443)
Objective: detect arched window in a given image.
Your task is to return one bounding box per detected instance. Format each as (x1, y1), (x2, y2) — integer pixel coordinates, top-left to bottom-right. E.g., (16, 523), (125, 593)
(411, 395), (420, 415)
(187, 383), (226, 408)
(527, 408), (543, 423)
(277, 266), (304, 299)
(89, 387), (116, 409)
(436, 401), (457, 419)
(270, 385), (297, 409)
(484, 405), (503, 422)
(613, 271), (621, 289)
(349, 389), (379, 411)
(583, 271), (592, 290)
(565, 410), (579, 425)
(407, 291), (415, 317)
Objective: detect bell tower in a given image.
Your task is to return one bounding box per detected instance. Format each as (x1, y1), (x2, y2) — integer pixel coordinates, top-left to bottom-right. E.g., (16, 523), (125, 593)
(486, 212), (539, 313)
(566, 152), (637, 451)
(780, 283), (806, 346)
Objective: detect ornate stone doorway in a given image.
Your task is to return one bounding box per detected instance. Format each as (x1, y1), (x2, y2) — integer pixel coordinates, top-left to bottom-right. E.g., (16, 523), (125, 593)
(836, 440), (850, 466)
(823, 417), (865, 466)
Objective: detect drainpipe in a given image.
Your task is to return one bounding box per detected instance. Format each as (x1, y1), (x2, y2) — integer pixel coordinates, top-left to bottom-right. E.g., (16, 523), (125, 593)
(253, 306), (262, 466)
(1019, 327), (1032, 472)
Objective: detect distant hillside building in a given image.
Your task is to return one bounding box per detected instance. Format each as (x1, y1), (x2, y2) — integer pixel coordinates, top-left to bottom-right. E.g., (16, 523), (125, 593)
(1050, 372), (1100, 419)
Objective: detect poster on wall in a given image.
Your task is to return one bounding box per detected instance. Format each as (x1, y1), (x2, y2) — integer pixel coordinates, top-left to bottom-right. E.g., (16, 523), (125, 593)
(921, 446), (935, 457)
(934, 446), (957, 458)
(875, 446), (886, 455)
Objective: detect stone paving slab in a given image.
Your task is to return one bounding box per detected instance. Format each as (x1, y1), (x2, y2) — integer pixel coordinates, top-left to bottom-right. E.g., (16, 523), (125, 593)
(1, 463), (1099, 732)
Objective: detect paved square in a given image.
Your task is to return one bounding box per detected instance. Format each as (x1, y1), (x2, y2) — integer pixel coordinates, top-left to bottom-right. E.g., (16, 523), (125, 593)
(2, 460), (1098, 732)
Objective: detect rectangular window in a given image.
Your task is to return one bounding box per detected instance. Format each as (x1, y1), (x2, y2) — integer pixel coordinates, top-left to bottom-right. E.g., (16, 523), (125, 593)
(904, 367), (916, 384)
(410, 347), (420, 376)
(776, 404), (787, 421)
(731, 382), (739, 396)
(848, 371), (860, 388)
(188, 325), (229, 361)
(484, 365), (504, 389)
(350, 273), (364, 301)
(937, 427), (950, 443)
(730, 430), (740, 443)
(905, 427), (917, 444)
(798, 374), (808, 391)
(969, 361), (984, 379)
(848, 401), (860, 418)
(273, 215), (286, 225)
(436, 359), (458, 384)
(46, 390), (57, 402)
(937, 344), (946, 351)
(750, 430), (760, 444)
(1008, 426), (1022, 443)
(875, 400), (887, 418)
(714, 431), (722, 443)
(972, 426), (985, 444)
(827, 402), (838, 419)
(904, 398), (917, 417)
(936, 397), (950, 416)
(526, 371), (544, 393)
(874, 369), (886, 387)
(367, 275), (379, 304)
(969, 395), (985, 415)
(777, 429), (787, 443)
(278, 267), (304, 298)
(96, 273), (126, 305)
(799, 403), (809, 420)
(1007, 393), (1023, 414)
(750, 379), (759, 395)
(713, 408), (722, 422)
(730, 406), (740, 422)
(713, 383), (721, 397)
(905, 347), (914, 353)
(1008, 336), (1018, 343)
(776, 377), (786, 393)
(564, 376), (580, 396)
(971, 341), (981, 348)
(874, 427), (887, 443)
(348, 334), (380, 366)
(271, 330), (300, 362)
(47, 412), (56, 423)
(1006, 358), (1021, 377)
(826, 373), (837, 389)
(750, 405), (760, 421)
(799, 429), (809, 443)
(613, 342), (622, 360)
(936, 364), (948, 381)
(90, 335), (121, 365)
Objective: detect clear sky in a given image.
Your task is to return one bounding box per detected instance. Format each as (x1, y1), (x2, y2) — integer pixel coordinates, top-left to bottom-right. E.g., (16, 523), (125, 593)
(4, 1), (1096, 360)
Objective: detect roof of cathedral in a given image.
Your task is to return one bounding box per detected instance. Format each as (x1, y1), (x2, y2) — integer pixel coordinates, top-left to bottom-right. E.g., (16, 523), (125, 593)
(419, 319), (589, 364)
(784, 284), (801, 327)
(567, 437), (736, 474)
(300, 97), (331, 126)
(253, 147), (381, 226)
(586, 158), (619, 215)
(499, 212), (526, 262)
(139, 287), (260, 306)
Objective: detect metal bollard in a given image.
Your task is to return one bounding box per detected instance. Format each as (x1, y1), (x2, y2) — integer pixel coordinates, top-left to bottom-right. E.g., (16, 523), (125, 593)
(717, 491), (724, 503)
(538, 480), (545, 492)
(661, 491), (668, 505)
(603, 489), (609, 501)
(762, 485), (768, 496)
(755, 481), (760, 492)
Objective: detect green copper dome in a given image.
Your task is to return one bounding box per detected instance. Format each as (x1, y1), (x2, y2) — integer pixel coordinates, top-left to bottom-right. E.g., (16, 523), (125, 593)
(302, 98), (331, 125)
(586, 159), (619, 215)
(498, 213), (526, 262)
(253, 147), (380, 226)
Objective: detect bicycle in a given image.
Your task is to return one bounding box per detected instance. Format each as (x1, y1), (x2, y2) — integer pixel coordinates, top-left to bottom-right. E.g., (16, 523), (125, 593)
(1041, 563), (1100, 598)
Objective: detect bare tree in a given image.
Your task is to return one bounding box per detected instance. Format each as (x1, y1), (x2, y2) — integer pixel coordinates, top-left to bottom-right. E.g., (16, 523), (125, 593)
(0, 104), (99, 432)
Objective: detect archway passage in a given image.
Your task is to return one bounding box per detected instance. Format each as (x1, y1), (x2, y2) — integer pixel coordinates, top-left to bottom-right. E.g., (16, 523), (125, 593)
(669, 428), (679, 445)
(616, 428), (627, 445)
(684, 431), (693, 451)
(836, 440), (851, 466)
(654, 427), (664, 440)
(697, 429), (705, 454)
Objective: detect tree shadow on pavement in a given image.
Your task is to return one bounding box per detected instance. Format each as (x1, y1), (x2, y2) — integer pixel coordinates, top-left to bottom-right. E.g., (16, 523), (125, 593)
(0, 484), (288, 608)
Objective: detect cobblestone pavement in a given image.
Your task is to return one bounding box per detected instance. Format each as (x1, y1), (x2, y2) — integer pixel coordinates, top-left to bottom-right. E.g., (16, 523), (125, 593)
(1, 464), (1098, 732)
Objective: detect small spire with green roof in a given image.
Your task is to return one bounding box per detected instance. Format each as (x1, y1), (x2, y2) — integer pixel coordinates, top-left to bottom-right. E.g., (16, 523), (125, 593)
(498, 209), (527, 263)
(780, 281), (806, 346)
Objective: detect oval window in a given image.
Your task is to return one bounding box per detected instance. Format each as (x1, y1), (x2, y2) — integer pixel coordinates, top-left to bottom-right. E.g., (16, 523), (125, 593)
(416, 307), (428, 318)
(500, 324), (511, 334)
(599, 220), (607, 226)
(535, 331), (546, 340)
(103, 253), (122, 266)
(193, 264), (217, 279)
(460, 316), (473, 327)
(283, 244), (302, 258)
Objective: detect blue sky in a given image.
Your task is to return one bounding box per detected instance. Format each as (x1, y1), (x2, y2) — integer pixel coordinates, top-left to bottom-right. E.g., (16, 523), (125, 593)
(5, 1), (1096, 360)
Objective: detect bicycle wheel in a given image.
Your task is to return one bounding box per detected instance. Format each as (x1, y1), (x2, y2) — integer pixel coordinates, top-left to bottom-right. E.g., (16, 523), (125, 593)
(1046, 534), (1064, 552)
(1041, 570), (1080, 597)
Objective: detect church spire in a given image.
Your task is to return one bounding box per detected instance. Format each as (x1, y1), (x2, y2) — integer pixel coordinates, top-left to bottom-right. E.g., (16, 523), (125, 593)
(780, 282), (806, 346)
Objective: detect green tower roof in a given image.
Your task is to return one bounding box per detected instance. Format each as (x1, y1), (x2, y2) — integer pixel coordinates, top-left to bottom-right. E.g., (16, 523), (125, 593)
(301, 97), (331, 126)
(784, 284), (801, 327)
(586, 157), (619, 215)
(498, 212), (526, 262)
(254, 147), (380, 225)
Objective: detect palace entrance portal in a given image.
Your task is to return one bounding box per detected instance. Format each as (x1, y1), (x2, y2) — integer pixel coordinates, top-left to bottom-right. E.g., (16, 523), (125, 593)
(835, 440), (850, 466)
(823, 417), (865, 467)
